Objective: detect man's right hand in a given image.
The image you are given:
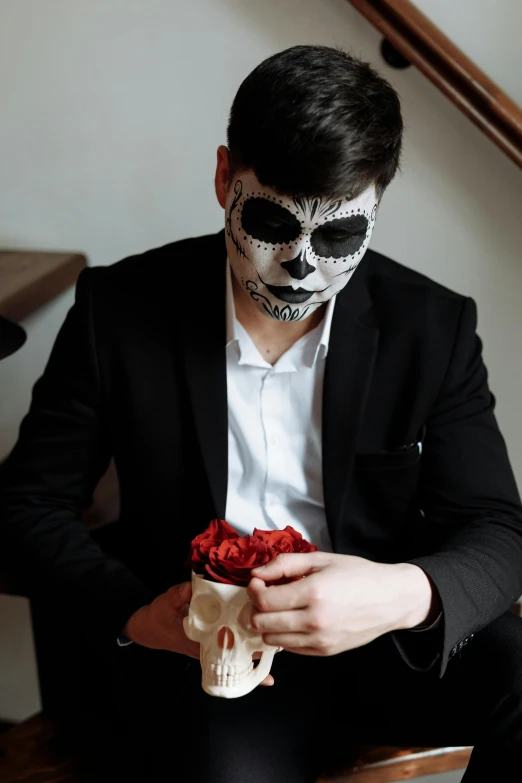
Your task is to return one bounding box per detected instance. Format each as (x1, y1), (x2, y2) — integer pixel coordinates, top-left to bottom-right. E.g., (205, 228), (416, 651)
(122, 580), (275, 686)
(122, 581), (201, 659)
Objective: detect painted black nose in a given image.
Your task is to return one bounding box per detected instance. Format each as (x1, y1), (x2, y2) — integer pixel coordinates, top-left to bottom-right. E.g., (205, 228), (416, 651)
(280, 250), (316, 280)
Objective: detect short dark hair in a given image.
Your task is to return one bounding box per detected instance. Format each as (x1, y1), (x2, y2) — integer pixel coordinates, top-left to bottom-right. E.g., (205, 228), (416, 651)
(226, 44), (403, 201)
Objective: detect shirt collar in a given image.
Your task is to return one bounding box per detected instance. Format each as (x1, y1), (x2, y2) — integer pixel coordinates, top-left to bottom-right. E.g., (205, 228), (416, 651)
(225, 256), (336, 367)
(226, 256), (239, 348)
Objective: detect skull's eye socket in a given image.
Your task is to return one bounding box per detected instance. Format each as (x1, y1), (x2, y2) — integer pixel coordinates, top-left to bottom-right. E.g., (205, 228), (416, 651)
(238, 602), (257, 634)
(190, 594), (222, 626)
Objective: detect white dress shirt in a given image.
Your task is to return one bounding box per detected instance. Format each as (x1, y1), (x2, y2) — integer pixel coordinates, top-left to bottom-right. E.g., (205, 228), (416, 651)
(225, 257), (336, 553)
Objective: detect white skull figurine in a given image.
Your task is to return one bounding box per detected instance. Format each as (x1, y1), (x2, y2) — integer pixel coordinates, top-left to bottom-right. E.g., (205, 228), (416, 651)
(183, 571), (281, 698)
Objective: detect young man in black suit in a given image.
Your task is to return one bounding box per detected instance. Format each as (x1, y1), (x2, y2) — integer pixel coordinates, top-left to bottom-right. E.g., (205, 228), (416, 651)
(1, 44), (522, 782)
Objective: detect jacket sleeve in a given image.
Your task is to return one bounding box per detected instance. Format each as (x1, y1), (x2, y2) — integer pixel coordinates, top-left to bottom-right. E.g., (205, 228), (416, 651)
(391, 296), (522, 678)
(0, 268), (158, 657)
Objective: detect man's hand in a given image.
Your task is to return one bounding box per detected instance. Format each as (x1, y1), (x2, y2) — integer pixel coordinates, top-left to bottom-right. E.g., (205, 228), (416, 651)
(121, 581), (275, 686)
(248, 552), (438, 656)
(122, 582), (201, 658)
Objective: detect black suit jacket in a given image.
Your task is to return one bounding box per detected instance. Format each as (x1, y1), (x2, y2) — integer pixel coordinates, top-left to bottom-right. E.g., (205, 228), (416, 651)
(1, 228), (521, 679)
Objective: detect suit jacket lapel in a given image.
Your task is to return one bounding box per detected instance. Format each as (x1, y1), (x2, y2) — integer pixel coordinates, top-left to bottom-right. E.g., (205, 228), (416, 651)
(322, 260), (379, 549)
(180, 230), (229, 519)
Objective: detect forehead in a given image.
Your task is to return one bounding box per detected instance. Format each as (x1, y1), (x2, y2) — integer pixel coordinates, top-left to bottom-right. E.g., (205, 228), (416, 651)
(236, 171), (376, 217)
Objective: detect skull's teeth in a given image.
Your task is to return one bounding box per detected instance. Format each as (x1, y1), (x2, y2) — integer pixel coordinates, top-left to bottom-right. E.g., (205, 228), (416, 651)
(209, 661), (254, 685)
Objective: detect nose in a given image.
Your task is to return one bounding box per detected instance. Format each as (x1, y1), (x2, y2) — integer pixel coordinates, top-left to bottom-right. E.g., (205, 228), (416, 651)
(281, 249), (316, 280)
(217, 626), (235, 650)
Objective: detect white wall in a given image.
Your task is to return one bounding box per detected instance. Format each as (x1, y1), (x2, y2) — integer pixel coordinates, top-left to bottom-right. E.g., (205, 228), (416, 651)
(413, 0), (522, 105)
(1, 0), (521, 723)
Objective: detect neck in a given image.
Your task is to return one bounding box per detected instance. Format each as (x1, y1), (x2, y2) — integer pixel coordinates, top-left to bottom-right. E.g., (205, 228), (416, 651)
(231, 273), (326, 364)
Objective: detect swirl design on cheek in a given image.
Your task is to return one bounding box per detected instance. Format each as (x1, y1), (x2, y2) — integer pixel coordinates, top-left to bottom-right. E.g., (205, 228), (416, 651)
(226, 180), (249, 261)
(333, 262), (359, 279)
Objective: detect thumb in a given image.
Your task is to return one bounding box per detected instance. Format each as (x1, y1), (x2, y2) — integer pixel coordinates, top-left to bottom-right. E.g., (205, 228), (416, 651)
(251, 552), (317, 582)
(166, 581), (192, 609)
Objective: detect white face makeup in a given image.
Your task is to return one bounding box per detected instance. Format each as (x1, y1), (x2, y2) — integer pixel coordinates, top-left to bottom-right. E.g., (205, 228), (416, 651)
(225, 170), (378, 322)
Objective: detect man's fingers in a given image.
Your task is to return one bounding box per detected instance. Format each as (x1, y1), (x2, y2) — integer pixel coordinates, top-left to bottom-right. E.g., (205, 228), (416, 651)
(248, 576), (308, 612)
(251, 552), (321, 582)
(260, 632), (309, 649)
(260, 674), (275, 686)
(165, 582), (192, 611)
(251, 609), (308, 633)
(275, 646), (320, 657)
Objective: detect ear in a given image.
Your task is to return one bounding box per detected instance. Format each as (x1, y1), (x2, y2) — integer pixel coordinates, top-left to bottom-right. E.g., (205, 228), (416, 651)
(215, 145), (231, 209)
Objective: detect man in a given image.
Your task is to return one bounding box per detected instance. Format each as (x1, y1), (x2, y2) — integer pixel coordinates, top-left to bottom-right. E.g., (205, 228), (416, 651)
(1, 44), (522, 782)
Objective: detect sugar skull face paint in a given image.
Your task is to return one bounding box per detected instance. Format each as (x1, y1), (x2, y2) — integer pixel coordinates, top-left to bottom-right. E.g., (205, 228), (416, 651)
(225, 171), (378, 322)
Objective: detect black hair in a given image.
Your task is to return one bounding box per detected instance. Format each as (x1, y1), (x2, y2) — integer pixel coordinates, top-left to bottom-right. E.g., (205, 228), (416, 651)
(226, 44), (403, 201)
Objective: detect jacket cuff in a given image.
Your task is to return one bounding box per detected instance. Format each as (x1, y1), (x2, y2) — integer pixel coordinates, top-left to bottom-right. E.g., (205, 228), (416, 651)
(408, 610), (443, 632)
(390, 617), (443, 674)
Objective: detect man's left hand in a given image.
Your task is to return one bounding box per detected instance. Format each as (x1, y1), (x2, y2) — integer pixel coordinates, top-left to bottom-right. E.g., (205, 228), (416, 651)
(248, 552), (438, 656)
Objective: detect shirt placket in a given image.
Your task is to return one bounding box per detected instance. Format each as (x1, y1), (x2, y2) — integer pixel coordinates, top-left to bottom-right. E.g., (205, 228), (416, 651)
(260, 368), (287, 527)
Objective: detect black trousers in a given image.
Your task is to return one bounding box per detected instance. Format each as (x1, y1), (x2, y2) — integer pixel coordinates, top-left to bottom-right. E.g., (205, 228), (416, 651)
(51, 610), (522, 783)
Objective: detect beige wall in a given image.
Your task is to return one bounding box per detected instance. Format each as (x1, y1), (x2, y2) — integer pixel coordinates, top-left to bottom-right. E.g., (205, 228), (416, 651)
(1, 0), (521, 723)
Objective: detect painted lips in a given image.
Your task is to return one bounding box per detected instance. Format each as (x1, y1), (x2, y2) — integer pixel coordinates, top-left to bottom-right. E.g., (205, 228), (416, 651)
(264, 283), (314, 304)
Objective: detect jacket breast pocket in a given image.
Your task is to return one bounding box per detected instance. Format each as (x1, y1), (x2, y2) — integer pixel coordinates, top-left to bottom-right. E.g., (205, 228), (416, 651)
(350, 445), (422, 552)
(354, 444), (422, 471)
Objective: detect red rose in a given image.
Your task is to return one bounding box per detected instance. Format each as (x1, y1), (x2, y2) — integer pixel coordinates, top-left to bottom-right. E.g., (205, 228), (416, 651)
(204, 536), (276, 587)
(186, 520), (318, 586)
(253, 525), (318, 555)
(188, 518), (240, 576)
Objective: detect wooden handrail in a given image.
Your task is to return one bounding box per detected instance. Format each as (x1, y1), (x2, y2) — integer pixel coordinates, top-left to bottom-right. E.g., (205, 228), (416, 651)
(346, 0), (522, 170)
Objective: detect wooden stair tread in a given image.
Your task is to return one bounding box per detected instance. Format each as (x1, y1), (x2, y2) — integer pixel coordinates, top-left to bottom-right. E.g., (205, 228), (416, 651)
(317, 743), (472, 782)
(0, 712), (473, 783)
(0, 713), (79, 782)
(0, 251), (87, 323)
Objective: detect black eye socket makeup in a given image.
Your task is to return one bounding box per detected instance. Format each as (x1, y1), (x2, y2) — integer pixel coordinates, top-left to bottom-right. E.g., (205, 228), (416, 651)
(311, 215), (369, 259)
(241, 197), (301, 244)
(241, 196), (370, 258)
